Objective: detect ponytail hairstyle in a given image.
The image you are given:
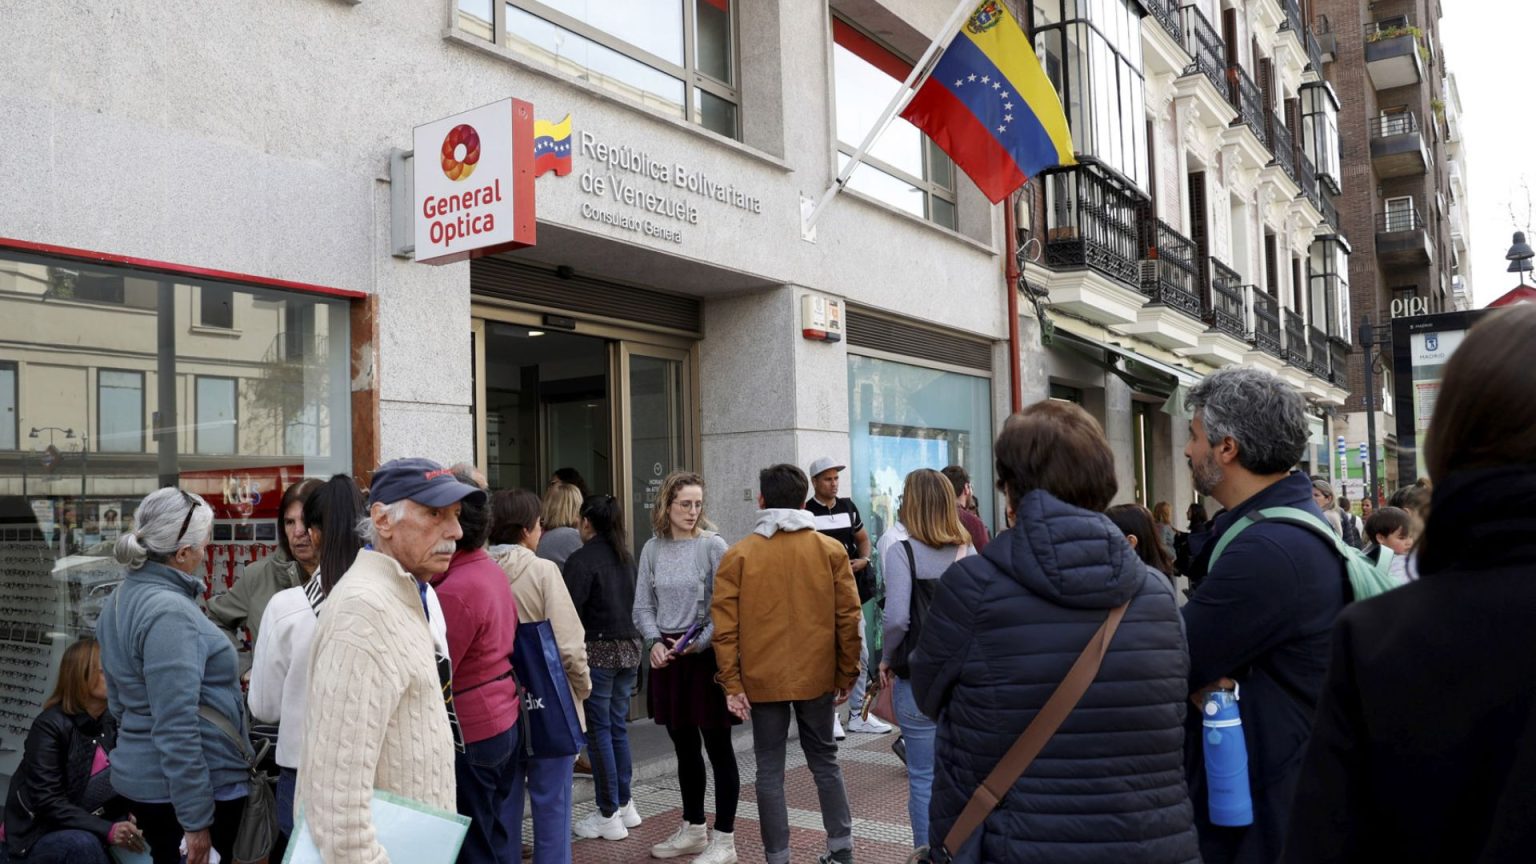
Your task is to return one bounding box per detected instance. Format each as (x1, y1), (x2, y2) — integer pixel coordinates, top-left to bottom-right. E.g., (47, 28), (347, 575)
(580, 494), (632, 566)
(302, 474), (366, 598)
(114, 487), (213, 570)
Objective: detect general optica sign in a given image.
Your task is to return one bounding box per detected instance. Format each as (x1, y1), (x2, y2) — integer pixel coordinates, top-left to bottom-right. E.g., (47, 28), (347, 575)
(413, 98), (536, 264)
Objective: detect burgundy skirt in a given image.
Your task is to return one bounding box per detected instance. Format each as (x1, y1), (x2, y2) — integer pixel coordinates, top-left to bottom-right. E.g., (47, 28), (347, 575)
(648, 635), (739, 730)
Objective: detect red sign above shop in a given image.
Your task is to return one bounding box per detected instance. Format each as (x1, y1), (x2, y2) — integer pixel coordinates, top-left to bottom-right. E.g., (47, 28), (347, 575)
(413, 98), (537, 264)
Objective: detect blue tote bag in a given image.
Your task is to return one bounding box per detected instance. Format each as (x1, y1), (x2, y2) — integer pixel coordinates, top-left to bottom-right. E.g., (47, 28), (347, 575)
(512, 619), (585, 758)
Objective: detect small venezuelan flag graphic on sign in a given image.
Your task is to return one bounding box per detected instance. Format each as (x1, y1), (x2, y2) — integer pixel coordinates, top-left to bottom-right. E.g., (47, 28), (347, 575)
(533, 114), (573, 177)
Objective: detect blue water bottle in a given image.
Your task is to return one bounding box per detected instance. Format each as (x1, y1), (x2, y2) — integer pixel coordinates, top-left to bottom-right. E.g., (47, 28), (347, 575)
(1202, 688), (1253, 826)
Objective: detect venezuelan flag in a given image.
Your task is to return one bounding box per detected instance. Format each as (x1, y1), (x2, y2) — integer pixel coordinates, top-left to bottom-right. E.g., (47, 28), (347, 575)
(900, 1), (1074, 203)
(533, 114), (573, 177)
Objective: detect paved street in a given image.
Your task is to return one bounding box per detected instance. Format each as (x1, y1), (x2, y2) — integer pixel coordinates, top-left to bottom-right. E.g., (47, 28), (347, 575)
(548, 716), (919, 864)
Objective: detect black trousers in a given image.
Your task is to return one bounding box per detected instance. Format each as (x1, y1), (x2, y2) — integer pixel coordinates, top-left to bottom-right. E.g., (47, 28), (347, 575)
(666, 724), (740, 833)
(127, 797), (246, 864)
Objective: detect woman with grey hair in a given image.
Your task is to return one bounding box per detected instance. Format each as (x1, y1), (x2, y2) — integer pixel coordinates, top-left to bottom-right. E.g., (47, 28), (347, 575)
(96, 487), (249, 864)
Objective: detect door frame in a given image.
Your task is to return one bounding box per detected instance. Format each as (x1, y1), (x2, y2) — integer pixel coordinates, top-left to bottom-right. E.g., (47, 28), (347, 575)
(470, 303), (700, 503)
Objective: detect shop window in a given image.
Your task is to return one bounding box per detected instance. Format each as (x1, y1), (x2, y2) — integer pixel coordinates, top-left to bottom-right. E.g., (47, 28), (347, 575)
(465, 0), (740, 139)
(848, 353), (994, 554)
(200, 285), (235, 329)
(832, 18), (957, 230)
(195, 376), (239, 455)
(97, 370), (144, 453)
(0, 362), (14, 450)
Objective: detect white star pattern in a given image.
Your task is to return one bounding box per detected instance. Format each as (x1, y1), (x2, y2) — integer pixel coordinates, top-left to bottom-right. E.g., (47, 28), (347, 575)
(997, 125), (1007, 133)
(1001, 91), (1010, 98)
(992, 82), (1001, 90)
(955, 79), (964, 87)
(1005, 102), (1014, 110)
(1005, 114), (1014, 122)
(981, 75), (990, 83)
(968, 73), (977, 81)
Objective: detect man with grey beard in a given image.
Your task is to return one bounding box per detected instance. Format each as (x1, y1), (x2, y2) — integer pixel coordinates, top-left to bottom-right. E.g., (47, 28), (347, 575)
(300, 458), (486, 863)
(1179, 368), (1346, 864)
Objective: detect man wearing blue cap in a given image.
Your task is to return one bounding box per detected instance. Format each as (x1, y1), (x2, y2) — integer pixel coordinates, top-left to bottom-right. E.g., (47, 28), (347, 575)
(300, 457), (488, 863)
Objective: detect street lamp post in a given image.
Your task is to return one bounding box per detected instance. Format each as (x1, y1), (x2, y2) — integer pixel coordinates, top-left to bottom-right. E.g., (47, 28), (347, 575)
(1356, 318), (1393, 506)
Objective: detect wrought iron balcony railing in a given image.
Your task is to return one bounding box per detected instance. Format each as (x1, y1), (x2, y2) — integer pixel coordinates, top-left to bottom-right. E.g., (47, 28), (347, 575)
(1378, 208), (1425, 233)
(1268, 112), (1296, 181)
(1145, 0), (1182, 44)
(1309, 326), (1331, 378)
(1228, 64), (1270, 150)
(1180, 5), (1226, 95)
(1042, 165), (1144, 288)
(1297, 149), (1319, 211)
(1284, 309), (1309, 367)
(1321, 191), (1341, 231)
(1371, 111), (1420, 138)
(1304, 24), (1324, 73)
(1279, 0), (1304, 39)
(1250, 288), (1282, 357)
(1329, 337), (1350, 386)
(1207, 259), (1246, 338)
(1139, 217), (1203, 319)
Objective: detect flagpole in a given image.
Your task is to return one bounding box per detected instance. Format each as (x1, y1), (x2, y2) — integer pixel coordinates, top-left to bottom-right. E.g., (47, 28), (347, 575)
(801, 0), (975, 240)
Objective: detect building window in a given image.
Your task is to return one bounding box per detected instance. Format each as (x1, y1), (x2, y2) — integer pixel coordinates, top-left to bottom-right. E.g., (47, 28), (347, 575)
(464, 0), (740, 139)
(0, 362), (15, 450)
(848, 353), (995, 547)
(1049, 382), (1083, 403)
(1300, 82), (1340, 193)
(97, 370), (145, 453)
(1032, 0), (1148, 192)
(1309, 235), (1350, 340)
(195, 376), (238, 455)
(832, 19), (957, 229)
(200, 285), (234, 329)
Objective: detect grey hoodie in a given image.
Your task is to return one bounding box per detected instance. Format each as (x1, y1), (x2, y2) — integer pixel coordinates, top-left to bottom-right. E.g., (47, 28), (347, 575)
(754, 508), (817, 538)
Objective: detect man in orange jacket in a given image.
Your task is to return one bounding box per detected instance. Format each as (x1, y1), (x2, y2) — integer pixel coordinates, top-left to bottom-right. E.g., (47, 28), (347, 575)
(711, 463), (863, 864)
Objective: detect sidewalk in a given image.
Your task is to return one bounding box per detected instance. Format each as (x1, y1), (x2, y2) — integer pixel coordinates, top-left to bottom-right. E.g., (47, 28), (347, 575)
(545, 716), (918, 863)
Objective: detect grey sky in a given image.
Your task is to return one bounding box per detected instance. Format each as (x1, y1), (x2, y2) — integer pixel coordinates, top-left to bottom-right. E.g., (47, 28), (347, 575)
(1439, 3), (1536, 307)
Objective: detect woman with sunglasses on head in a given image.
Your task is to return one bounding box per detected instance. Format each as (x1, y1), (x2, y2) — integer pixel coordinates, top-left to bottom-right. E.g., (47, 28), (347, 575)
(247, 475), (365, 859)
(633, 472), (738, 864)
(96, 488), (248, 864)
(564, 495), (645, 843)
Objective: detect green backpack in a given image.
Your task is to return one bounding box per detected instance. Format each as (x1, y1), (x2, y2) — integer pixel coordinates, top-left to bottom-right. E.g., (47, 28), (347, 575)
(1207, 506), (1400, 602)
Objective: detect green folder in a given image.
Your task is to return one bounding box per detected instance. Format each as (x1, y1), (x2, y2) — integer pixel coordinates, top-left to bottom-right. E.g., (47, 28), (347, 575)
(284, 789), (470, 864)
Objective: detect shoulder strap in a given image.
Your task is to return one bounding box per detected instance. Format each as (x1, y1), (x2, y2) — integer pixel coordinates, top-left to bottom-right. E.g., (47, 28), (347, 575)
(198, 704), (255, 763)
(938, 601), (1130, 860)
(1207, 506), (1353, 570)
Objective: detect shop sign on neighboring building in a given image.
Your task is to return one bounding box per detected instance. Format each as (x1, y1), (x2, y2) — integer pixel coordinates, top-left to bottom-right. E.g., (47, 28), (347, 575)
(413, 98), (537, 264)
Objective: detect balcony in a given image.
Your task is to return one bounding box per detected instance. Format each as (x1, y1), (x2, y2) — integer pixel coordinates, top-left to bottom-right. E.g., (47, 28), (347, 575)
(1376, 207), (1434, 267)
(1364, 20), (1425, 90)
(1284, 309), (1309, 367)
(1250, 288), (1282, 358)
(1180, 5), (1226, 95)
(1145, 0), (1183, 45)
(1040, 165), (1151, 326)
(1315, 15), (1336, 63)
(1370, 113), (1429, 178)
(1303, 23), (1324, 76)
(1296, 150), (1320, 214)
(1329, 337), (1350, 387)
(1227, 64), (1270, 150)
(1320, 190), (1341, 232)
(1268, 111), (1296, 182)
(1207, 260), (1246, 338)
(1309, 326), (1331, 378)
(1139, 218), (1204, 319)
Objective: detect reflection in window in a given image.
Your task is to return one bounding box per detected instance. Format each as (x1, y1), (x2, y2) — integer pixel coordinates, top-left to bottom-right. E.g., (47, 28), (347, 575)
(0, 363), (14, 450)
(97, 370), (144, 453)
(200, 285), (234, 329)
(196, 377), (238, 455)
(487, 1), (739, 138)
(847, 353), (994, 554)
(833, 20), (957, 230)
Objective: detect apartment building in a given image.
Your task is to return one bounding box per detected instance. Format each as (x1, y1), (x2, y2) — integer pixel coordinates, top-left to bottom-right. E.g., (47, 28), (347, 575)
(1019, 0), (1351, 515)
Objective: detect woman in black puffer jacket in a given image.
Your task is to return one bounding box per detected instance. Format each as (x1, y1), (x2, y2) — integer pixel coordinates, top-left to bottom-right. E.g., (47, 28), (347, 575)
(3, 637), (145, 863)
(910, 401), (1198, 864)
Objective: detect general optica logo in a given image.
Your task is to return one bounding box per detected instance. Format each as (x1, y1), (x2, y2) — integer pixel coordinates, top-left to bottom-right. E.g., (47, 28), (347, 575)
(441, 124), (481, 181)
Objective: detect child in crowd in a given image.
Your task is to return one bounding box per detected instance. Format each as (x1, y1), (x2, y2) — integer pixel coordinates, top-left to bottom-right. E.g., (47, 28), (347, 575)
(1364, 505), (1415, 584)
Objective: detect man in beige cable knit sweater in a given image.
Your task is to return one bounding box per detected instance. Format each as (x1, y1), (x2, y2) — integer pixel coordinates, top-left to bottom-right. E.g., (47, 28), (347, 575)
(300, 458), (488, 863)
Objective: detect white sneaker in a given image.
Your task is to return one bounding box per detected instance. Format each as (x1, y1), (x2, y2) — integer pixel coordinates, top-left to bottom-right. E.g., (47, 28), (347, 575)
(833, 714), (846, 741)
(693, 830), (738, 864)
(649, 821), (708, 858)
(619, 799), (643, 829)
(847, 714), (893, 735)
(573, 810), (628, 840)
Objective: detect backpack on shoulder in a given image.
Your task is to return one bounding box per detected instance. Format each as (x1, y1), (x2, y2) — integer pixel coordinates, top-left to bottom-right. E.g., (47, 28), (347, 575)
(1206, 506), (1399, 602)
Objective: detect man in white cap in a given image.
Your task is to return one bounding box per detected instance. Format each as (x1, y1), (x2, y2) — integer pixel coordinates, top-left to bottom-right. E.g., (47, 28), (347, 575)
(804, 457), (889, 737)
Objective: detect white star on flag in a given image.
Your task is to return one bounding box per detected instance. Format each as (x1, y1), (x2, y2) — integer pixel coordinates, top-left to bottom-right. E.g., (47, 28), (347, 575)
(992, 82), (1001, 89)
(1001, 92), (1010, 98)
(981, 75), (990, 83)
(968, 73), (977, 81)
(1005, 102), (1014, 110)
(997, 125), (1007, 133)
(1005, 114), (1014, 122)
(955, 79), (964, 87)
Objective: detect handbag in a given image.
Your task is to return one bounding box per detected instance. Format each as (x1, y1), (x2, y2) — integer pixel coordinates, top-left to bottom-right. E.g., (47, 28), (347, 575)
(867, 674), (897, 725)
(199, 704), (278, 864)
(512, 619), (586, 759)
(928, 600), (1130, 864)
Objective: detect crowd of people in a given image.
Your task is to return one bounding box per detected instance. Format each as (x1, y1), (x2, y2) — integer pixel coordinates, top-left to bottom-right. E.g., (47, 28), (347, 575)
(3, 303), (1534, 864)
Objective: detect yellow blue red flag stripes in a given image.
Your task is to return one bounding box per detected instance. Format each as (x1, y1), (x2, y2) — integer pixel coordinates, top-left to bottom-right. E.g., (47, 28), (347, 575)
(899, 1), (1074, 203)
(533, 114), (572, 177)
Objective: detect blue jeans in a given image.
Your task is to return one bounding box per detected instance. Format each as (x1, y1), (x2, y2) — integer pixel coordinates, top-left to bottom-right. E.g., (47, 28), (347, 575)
(276, 766), (298, 835)
(895, 677), (936, 848)
(454, 720), (526, 864)
(510, 755), (575, 864)
(6, 829), (109, 864)
(584, 665), (637, 817)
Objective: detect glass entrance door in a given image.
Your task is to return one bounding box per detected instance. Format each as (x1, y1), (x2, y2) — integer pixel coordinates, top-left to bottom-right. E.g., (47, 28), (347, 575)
(619, 344), (692, 558)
